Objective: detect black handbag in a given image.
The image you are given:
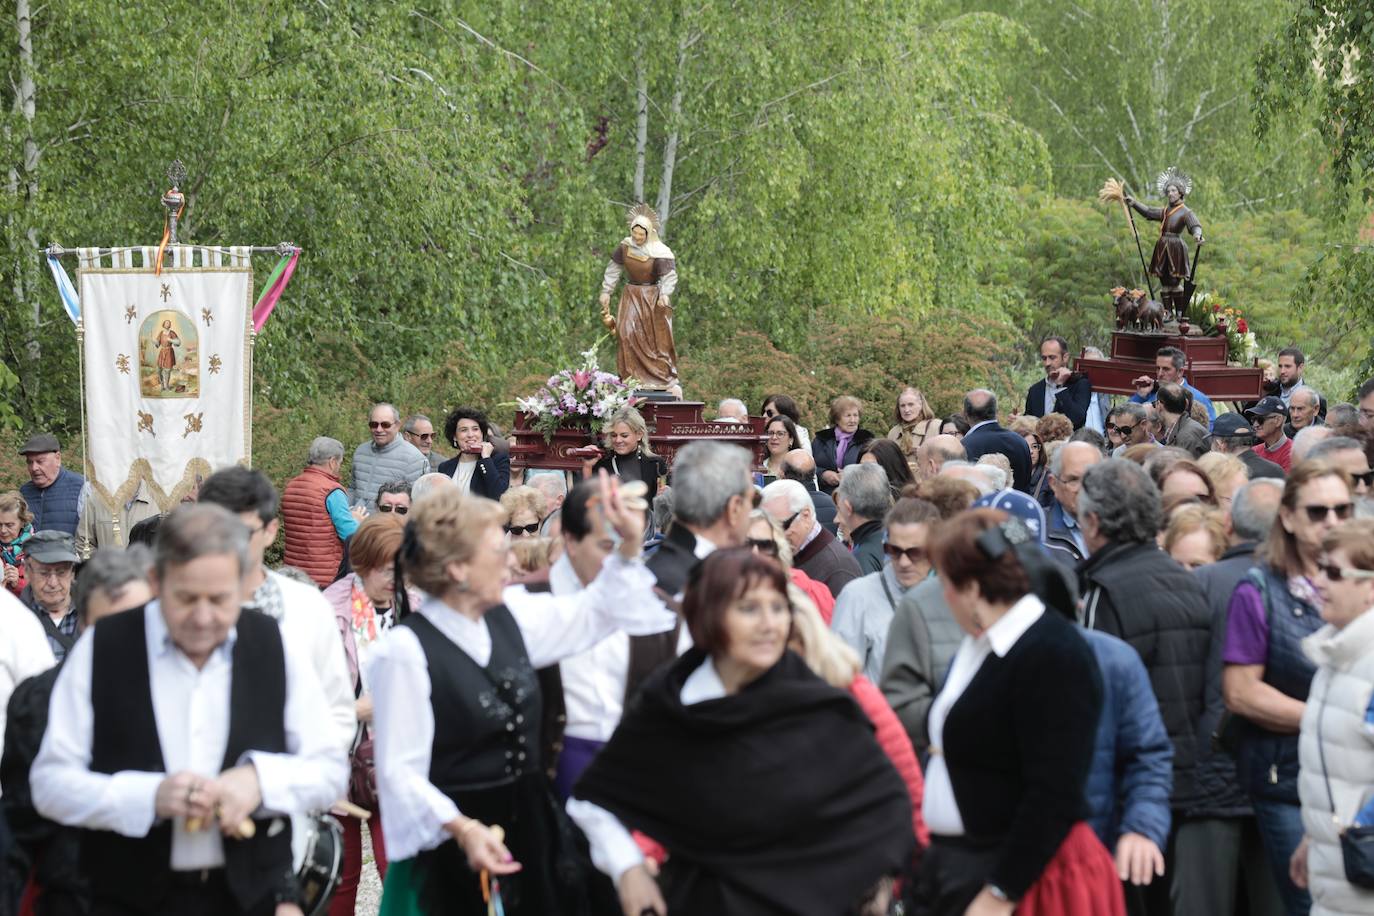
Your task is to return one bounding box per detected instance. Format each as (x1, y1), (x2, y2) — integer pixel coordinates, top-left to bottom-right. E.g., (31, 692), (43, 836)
(1316, 685), (1374, 889)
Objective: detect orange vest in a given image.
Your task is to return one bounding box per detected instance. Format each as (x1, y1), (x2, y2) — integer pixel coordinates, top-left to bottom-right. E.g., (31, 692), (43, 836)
(281, 465), (345, 587)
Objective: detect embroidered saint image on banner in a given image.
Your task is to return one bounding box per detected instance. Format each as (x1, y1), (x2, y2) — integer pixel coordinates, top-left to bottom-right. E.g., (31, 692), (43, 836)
(139, 309), (199, 398)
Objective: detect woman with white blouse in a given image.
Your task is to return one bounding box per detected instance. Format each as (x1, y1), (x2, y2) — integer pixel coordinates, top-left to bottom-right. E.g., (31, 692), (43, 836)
(368, 474), (676, 915)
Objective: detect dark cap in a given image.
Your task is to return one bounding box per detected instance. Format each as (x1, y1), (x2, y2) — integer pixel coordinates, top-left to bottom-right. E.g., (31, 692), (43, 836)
(1210, 413), (1255, 438)
(24, 530), (78, 564)
(1244, 397), (1288, 420)
(17, 433), (60, 455)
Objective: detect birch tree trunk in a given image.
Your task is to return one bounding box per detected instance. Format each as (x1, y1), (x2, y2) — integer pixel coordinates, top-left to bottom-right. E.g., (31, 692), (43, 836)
(656, 34), (689, 230)
(13, 0), (40, 363)
(633, 58), (648, 203)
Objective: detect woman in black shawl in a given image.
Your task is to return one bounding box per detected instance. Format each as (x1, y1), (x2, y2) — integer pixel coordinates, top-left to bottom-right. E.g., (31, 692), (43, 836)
(569, 548), (913, 916)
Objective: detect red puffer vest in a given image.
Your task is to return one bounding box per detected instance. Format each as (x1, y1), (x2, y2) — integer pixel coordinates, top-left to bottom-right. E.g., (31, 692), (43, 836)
(281, 465), (345, 587)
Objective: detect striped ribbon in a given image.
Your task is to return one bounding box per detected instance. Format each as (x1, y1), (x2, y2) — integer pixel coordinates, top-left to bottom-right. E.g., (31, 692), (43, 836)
(251, 248), (300, 332)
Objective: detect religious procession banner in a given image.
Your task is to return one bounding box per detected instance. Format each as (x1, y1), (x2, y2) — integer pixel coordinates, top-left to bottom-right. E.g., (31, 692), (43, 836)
(75, 245), (258, 514)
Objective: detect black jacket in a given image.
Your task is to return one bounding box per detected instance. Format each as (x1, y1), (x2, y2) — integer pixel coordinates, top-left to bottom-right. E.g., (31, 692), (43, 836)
(1237, 449), (1285, 480)
(811, 428), (875, 495)
(962, 421), (1033, 492)
(593, 453), (667, 503)
(1024, 375), (1092, 429)
(942, 610), (1103, 899)
(435, 452), (510, 500)
(1078, 540), (1212, 812)
(1189, 542), (1260, 819)
(849, 519), (885, 576)
(645, 522), (700, 599)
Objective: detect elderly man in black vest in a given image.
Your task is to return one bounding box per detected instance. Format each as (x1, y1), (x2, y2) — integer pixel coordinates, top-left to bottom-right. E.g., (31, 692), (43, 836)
(30, 504), (348, 916)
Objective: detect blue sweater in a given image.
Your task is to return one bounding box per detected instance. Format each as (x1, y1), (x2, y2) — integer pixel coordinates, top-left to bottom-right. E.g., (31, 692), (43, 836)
(1080, 628), (1174, 851)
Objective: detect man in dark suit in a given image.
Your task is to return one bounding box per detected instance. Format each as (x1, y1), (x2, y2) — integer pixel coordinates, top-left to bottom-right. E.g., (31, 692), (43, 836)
(645, 442), (755, 600)
(961, 389), (1032, 492)
(779, 449), (839, 535)
(1024, 335), (1093, 429)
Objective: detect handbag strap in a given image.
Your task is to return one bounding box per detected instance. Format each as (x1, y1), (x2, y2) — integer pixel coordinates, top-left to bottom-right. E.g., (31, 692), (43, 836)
(1316, 678), (1343, 831)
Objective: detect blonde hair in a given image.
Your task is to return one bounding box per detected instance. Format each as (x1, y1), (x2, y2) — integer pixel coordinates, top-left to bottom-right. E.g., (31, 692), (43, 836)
(0, 491), (32, 528)
(748, 509), (794, 568)
(605, 406), (655, 457)
(1008, 416), (1037, 437)
(1323, 519), (1374, 571)
(509, 536), (555, 576)
(1196, 452), (1248, 494)
(1163, 505), (1227, 562)
(499, 485), (548, 524)
(829, 395), (863, 427)
(788, 586), (860, 688)
(401, 489), (506, 595)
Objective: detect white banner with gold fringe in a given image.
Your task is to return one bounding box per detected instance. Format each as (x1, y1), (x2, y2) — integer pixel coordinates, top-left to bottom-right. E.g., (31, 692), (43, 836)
(80, 256), (252, 514)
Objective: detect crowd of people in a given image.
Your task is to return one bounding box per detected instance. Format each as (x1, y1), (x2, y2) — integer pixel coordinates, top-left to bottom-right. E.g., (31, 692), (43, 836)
(2, 338), (1374, 916)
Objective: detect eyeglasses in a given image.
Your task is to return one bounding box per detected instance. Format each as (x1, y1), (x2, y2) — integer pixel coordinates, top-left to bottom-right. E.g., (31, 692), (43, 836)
(505, 522), (540, 536)
(378, 504), (409, 515)
(368, 421), (393, 429)
(1301, 503), (1355, 523)
(1107, 423), (1137, 436)
(767, 431), (789, 439)
(407, 431), (435, 441)
(29, 564), (74, 580)
(1317, 563), (1374, 582)
(746, 537), (779, 556)
(883, 543), (927, 564)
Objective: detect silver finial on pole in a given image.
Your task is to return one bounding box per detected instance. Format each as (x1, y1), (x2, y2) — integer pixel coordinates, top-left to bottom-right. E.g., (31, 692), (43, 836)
(161, 160), (187, 244)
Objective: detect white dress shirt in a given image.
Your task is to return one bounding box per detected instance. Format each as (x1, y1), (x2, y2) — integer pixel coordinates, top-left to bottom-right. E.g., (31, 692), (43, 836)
(551, 555), (631, 743)
(922, 593), (1044, 837)
(566, 656), (727, 885)
(368, 554), (677, 861)
(0, 590), (56, 796)
(253, 570), (358, 751)
(31, 602), (349, 870)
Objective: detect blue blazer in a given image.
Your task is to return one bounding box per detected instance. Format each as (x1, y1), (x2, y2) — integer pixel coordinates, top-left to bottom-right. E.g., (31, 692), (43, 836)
(436, 452), (510, 500)
(1024, 375), (1093, 430)
(961, 422), (1032, 492)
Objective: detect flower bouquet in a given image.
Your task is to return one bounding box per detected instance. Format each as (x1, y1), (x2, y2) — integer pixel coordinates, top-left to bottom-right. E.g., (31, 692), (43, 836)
(515, 347), (640, 443)
(1189, 293), (1257, 365)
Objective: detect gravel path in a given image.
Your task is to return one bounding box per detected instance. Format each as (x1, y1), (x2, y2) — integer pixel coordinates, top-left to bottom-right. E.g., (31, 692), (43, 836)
(354, 821), (383, 915)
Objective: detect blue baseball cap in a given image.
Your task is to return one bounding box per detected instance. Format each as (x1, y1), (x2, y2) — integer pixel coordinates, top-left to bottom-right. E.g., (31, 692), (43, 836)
(972, 489), (1047, 544)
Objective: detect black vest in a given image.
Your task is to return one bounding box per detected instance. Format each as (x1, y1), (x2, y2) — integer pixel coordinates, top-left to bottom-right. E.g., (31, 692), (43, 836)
(82, 607), (295, 913)
(402, 605), (542, 792)
(1237, 564), (1323, 804)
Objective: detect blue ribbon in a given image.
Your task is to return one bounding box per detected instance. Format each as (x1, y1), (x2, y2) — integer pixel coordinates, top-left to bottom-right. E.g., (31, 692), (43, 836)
(45, 253), (81, 324)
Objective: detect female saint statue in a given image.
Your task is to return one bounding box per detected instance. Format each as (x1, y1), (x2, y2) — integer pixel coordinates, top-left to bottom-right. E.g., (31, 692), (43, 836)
(597, 204), (678, 390)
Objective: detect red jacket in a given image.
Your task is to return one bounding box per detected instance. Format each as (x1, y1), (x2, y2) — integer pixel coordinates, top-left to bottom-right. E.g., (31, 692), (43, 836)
(849, 674), (928, 847)
(282, 465), (346, 587)
(790, 567), (836, 624)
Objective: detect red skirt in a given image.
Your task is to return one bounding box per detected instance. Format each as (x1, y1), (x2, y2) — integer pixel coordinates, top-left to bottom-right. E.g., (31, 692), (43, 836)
(1017, 822), (1125, 916)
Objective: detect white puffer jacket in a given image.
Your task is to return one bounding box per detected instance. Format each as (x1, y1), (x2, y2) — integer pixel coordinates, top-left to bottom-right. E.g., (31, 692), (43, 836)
(1299, 608), (1374, 916)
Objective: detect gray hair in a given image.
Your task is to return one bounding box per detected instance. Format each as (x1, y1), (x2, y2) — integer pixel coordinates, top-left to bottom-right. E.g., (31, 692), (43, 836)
(973, 457), (1009, 491)
(1290, 385), (1321, 409)
(307, 436), (344, 466)
(403, 414), (432, 434)
(411, 472), (456, 503)
(837, 463), (893, 521)
(154, 503), (250, 579)
(376, 479), (412, 502)
(1328, 403), (1359, 429)
(717, 398), (748, 419)
(1231, 478), (1285, 542)
(371, 402), (401, 424)
(963, 389), (998, 424)
(1307, 435), (1365, 462)
(652, 487), (675, 533)
(1292, 425), (1333, 462)
(671, 441), (754, 526)
(1107, 402), (1148, 425)
(527, 472), (569, 503)
(938, 460), (995, 496)
(761, 478), (812, 514)
(1078, 458), (1161, 544)
(1049, 440), (1101, 478)
(73, 545), (153, 622)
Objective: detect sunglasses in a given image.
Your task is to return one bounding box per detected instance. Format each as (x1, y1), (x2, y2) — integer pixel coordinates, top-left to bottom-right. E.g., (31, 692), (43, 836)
(378, 504), (409, 515)
(368, 421), (394, 429)
(1352, 470), (1374, 488)
(1318, 563), (1374, 582)
(780, 510), (802, 530)
(746, 537), (779, 556)
(505, 522), (540, 535)
(883, 543), (927, 563)
(1301, 503), (1355, 523)
(1107, 423), (1137, 436)
(407, 431), (435, 441)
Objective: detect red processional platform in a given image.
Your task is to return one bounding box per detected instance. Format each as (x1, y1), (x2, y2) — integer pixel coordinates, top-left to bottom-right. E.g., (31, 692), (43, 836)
(1075, 331), (1264, 403)
(509, 400), (766, 472)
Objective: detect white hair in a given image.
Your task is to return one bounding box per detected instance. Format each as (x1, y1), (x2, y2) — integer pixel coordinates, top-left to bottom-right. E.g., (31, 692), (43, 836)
(716, 398), (748, 421)
(973, 460), (1008, 490)
(938, 460), (995, 496)
(1292, 425), (1333, 462)
(761, 478), (812, 514)
(411, 472), (457, 503)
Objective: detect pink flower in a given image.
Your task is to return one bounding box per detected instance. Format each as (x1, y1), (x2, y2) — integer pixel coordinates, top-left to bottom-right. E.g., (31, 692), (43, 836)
(572, 370), (593, 391)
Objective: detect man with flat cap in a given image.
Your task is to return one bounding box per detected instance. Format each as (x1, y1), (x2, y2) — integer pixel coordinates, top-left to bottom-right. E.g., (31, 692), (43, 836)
(19, 531), (80, 663)
(18, 434), (87, 537)
(1208, 413), (1285, 480)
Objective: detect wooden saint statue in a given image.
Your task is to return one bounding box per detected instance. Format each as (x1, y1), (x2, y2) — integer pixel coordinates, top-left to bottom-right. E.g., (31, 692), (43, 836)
(1124, 167), (1204, 321)
(598, 203), (678, 390)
